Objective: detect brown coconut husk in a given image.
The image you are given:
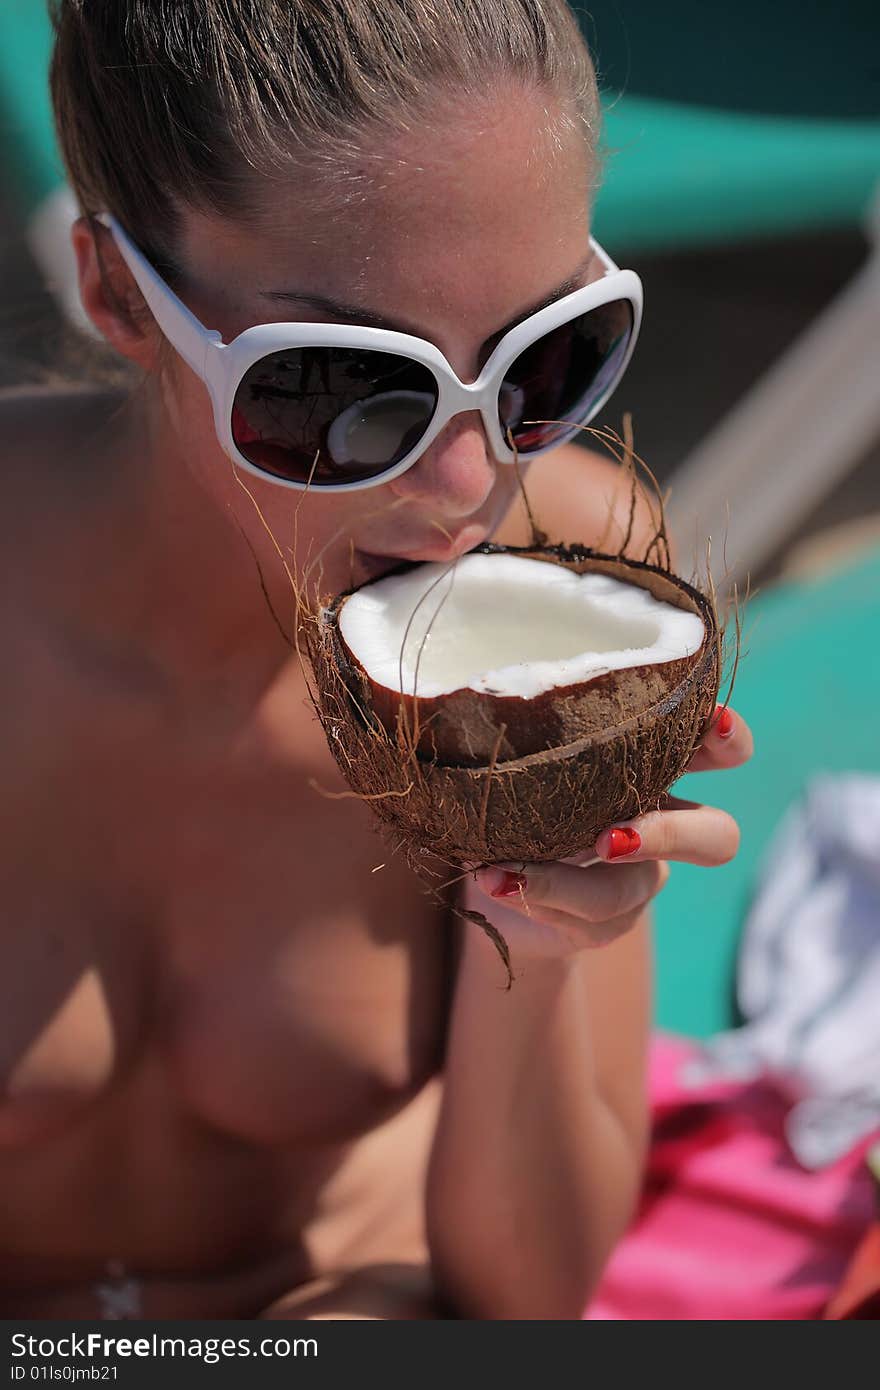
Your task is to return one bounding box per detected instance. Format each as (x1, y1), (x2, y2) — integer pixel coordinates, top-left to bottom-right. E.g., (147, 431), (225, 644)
(308, 543), (721, 866)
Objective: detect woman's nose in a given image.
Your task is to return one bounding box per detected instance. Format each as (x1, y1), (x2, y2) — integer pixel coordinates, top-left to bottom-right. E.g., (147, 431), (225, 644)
(387, 410), (497, 516)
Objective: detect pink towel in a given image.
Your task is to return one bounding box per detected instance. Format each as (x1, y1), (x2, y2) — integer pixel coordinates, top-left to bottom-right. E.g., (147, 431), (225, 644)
(586, 1035), (879, 1320)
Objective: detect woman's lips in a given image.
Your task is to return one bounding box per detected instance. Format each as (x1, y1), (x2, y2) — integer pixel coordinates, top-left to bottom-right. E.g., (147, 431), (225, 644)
(356, 523), (490, 574)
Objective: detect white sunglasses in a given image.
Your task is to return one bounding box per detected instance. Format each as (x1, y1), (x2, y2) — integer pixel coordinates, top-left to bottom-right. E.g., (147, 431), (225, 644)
(100, 213), (643, 493)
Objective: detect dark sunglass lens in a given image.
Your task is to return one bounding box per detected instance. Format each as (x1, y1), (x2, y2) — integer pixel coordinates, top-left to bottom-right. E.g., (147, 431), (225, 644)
(231, 347), (438, 485)
(499, 298), (634, 453)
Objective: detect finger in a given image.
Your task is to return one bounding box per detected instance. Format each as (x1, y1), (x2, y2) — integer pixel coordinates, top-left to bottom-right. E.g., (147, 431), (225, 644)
(686, 704), (754, 773)
(524, 902), (656, 950)
(474, 858), (669, 923)
(595, 805), (740, 867)
(657, 793), (702, 812)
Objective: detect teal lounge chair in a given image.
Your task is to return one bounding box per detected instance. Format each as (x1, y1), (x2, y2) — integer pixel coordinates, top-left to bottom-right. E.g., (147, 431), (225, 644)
(656, 542), (880, 1037)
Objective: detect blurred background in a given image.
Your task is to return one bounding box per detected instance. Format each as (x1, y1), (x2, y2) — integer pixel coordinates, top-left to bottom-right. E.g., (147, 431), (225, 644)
(1, 2), (879, 1030)
(578, 0), (880, 592)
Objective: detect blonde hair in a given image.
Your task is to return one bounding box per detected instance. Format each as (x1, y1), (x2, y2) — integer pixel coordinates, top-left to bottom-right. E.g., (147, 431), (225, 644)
(50, 0), (599, 262)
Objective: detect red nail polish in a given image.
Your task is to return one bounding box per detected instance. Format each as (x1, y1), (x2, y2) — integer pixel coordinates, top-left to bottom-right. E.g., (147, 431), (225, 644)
(715, 705), (735, 738)
(605, 827), (642, 859)
(490, 871), (528, 899)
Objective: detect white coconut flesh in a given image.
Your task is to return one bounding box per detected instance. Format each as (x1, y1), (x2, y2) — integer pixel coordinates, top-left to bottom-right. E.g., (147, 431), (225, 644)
(339, 552), (706, 700)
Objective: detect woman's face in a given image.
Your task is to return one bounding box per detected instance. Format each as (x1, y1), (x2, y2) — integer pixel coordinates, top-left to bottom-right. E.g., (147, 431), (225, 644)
(156, 85), (596, 599)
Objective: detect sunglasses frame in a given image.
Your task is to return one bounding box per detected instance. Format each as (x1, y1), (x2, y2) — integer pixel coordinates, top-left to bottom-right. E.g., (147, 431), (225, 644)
(99, 213), (643, 493)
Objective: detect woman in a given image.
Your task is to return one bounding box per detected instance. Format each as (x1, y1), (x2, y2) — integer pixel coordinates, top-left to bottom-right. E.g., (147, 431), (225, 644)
(0, 0), (751, 1320)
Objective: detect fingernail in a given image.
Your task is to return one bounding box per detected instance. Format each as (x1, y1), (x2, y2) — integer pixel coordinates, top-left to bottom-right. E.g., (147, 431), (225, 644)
(600, 827), (642, 860)
(714, 705), (735, 739)
(479, 869), (528, 899)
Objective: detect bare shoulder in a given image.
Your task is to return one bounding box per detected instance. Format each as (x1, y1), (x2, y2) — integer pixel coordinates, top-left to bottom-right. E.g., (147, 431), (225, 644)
(496, 441), (663, 559)
(0, 384), (123, 771)
(0, 382), (124, 509)
(1, 382), (124, 645)
(0, 379), (114, 440)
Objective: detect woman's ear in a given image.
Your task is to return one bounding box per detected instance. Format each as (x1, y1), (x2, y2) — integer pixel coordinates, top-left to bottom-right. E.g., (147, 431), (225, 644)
(71, 216), (160, 369)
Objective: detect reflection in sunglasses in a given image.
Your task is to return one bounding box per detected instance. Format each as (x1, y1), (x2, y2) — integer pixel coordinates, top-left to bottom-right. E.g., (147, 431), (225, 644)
(327, 391), (437, 468)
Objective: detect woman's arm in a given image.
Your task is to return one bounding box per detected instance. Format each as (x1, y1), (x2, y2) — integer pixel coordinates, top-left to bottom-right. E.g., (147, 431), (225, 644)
(426, 893), (653, 1320)
(426, 728), (749, 1319)
(425, 443), (751, 1319)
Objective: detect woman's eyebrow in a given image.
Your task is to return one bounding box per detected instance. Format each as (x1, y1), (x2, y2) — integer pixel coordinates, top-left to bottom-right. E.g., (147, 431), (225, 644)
(481, 252), (597, 345)
(259, 251), (596, 342)
(259, 290), (417, 333)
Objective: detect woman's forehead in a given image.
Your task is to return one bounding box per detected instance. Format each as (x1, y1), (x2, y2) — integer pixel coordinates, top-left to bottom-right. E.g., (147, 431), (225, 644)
(178, 94), (592, 330)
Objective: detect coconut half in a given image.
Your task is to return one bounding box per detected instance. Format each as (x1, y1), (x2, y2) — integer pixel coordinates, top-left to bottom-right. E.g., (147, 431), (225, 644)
(338, 551), (707, 766)
(307, 544), (721, 867)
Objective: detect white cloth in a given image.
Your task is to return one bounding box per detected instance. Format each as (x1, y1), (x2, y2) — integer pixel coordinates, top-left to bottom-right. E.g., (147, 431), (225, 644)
(685, 773), (880, 1168)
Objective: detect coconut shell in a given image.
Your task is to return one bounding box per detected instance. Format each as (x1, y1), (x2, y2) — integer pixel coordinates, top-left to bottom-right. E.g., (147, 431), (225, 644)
(307, 544), (721, 866)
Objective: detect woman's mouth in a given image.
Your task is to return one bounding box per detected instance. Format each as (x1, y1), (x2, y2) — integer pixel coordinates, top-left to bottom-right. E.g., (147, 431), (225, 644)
(355, 523), (490, 579)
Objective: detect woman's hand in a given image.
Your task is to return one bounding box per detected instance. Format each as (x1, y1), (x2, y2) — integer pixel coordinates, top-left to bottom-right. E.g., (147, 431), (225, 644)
(469, 704), (753, 962)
